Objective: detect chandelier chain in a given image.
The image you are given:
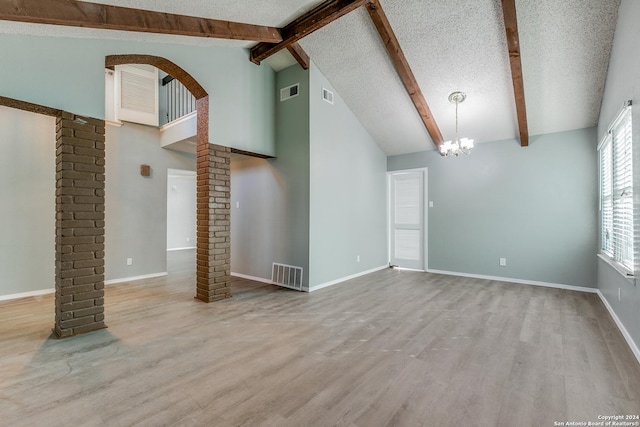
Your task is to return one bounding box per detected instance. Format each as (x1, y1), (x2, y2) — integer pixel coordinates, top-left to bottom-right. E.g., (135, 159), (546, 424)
(455, 97), (459, 138)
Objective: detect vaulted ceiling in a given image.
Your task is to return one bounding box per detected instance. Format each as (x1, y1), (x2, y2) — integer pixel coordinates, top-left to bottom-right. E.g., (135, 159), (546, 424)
(0, 0), (621, 155)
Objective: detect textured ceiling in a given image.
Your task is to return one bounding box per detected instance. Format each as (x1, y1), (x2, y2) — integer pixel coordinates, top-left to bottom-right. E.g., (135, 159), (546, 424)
(301, 0), (519, 155)
(302, 8), (433, 155)
(0, 0), (621, 155)
(517, 0), (621, 135)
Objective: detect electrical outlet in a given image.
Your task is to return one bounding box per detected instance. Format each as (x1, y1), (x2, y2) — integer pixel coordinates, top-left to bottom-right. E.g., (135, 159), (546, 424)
(428, 201), (434, 208)
(236, 201), (240, 208)
(499, 258), (506, 267)
(127, 258), (133, 266)
(186, 237), (190, 242)
(357, 255), (360, 263)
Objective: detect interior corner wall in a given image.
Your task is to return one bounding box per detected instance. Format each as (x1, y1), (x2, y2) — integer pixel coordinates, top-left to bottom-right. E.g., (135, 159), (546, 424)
(230, 65), (310, 284)
(105, 123), (195, 281)
(0, 34), (276, 156)
(388, 128), (598, 288)
(596, 0), (640, 349)
(0, 107), (55, 296)
(308, 63), (388, 288)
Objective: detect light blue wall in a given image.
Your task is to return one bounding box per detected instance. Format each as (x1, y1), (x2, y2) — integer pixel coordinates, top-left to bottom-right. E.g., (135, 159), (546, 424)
(0, 110), (197, 297)
(105, 123), (195, 281)
(596, 0), (640, 349)
(388, 128), (598, 288)
(308, 63), (388, 288)
(0, 107), (55, 296)
(0, 34), (276, 156)
(231, 62), (388, 290)
(231, 65), (310, 283)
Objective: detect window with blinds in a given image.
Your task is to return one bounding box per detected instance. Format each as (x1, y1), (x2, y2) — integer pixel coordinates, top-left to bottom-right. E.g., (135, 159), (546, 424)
(599, 101), (634, 273)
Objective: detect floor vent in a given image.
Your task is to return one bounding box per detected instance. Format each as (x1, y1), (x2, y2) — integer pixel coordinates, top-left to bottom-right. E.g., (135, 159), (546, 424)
(271, 263), (304, 291)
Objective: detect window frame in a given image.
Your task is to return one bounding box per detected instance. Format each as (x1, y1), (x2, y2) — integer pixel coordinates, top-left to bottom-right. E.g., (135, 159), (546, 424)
(598, 101), (634, 276)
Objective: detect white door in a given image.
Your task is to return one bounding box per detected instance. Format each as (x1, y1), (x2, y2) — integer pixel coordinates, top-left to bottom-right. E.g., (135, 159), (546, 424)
(389, 171), (425, 270)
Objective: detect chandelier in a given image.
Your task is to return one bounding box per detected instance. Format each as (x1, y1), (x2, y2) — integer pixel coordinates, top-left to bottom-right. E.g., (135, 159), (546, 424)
(440, 91), (474, 157)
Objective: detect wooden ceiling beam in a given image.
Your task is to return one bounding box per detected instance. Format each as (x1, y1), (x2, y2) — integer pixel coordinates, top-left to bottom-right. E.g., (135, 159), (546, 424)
(250, 0), (370, 65)
(287, 42), (311, 70)
(0, 0), (282, 43)
(365, 0), (444, 149)
(501, 0), (529, 147)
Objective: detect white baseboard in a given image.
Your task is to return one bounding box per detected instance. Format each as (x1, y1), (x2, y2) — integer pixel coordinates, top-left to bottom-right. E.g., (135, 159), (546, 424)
(596, 290), (640, 366)
(167, 247), (196, 252)
(426, 269), (599, 294)
(105, 272), (168, 285)
(308, 265), (389, 293)
(0, 288), (54, 302)
(1, 272), (169, 300)
(230, 272), (273, 285)
(394, 266), (427, 272)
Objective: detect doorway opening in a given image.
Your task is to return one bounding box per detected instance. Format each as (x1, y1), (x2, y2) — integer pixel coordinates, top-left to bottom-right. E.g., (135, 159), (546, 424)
(167, 168), (197, 276)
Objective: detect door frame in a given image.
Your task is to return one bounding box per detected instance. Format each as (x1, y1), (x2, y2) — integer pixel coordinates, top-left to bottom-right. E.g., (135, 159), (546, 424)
(387, 168), (428, 271)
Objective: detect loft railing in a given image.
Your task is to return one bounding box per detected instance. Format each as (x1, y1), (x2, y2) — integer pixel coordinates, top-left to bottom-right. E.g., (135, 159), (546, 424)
(163, 75), (196, 124)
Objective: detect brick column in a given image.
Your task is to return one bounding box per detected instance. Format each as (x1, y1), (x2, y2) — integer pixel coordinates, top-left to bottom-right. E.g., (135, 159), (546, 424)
(196, 141), (232, 302)
(54, 112), (107, 338)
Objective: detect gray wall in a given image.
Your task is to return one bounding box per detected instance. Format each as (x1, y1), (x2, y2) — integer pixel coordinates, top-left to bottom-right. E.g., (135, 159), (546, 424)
(308, 63), (388, 287)
(231, 65), (310, 284)
(388, 128), (598, 288)
(105, 123), (195, 280)
(0, 107), (55, 296)
(0, 109), (196, 297)
(596, 0), (640, 348)
(231, 62), (388, 289)
(167, 171), (196, 250)
(0, 34), (276, 156)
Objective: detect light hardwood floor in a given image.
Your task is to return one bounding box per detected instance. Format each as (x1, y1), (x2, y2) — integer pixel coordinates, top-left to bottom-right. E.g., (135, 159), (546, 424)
(1, 250), (639, 426)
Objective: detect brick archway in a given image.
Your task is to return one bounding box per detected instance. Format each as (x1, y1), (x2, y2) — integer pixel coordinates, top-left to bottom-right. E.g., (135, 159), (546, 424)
(0, 56), (231, 339)
(106, 55), (231, 303)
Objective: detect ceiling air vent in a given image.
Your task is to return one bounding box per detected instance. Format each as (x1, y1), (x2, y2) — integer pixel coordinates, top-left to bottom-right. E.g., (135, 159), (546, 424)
(322, 87), (334, 105)
(280, 83), (299, 102)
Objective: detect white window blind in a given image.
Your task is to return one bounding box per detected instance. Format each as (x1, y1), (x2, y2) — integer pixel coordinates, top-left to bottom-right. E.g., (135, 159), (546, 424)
(599, 101), (634, 273)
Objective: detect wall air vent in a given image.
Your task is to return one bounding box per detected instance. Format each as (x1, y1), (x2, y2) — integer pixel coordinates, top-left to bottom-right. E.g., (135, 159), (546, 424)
(322, 87), (334, 105)
(280, 83), (300, 102)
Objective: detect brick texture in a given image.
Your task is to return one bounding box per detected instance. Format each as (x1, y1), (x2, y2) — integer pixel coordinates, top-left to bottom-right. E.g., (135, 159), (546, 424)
(196, 142), (232, 302)
(54, 112), (107, 338)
